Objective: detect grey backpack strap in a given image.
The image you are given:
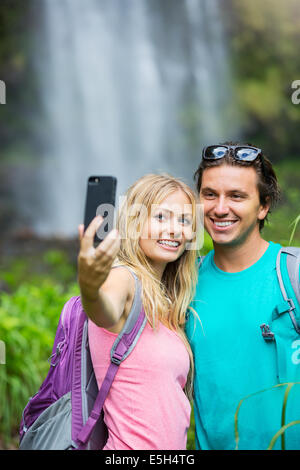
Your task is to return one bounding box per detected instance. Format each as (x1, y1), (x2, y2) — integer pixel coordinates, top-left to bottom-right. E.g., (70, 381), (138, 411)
(282, 247), (300, 307)
(197, 255), (205, 268)
(75, 265), (146, 449)
(275, 247), (300, 334)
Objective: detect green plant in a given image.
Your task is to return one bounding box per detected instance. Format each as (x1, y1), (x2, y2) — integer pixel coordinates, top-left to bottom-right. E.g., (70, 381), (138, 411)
(43, 250), (76, 282)
(0, 249), (77, 292)
(268, 382), (300, 450)
(289, 215), (300, 245)
(234, 382), (300, 450)
(0, 280), (79, 446)
(267, 419), (300, 450)
(187, 403), (195, 450)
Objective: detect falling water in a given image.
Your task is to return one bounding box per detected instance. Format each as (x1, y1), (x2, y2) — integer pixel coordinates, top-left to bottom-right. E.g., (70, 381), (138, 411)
(32, 0), (237, 237)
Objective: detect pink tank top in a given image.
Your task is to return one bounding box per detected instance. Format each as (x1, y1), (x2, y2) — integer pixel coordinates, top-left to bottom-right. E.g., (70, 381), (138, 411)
(88, 319), (191, 450)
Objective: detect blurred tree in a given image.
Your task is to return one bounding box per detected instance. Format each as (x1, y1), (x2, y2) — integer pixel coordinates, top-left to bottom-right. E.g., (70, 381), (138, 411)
(0, 0), (38, 151)
(223, 0), (300, 161)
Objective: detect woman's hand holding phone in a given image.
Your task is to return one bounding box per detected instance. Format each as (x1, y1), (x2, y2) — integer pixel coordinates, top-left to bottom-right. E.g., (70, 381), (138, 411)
(77, 215), (121, 302)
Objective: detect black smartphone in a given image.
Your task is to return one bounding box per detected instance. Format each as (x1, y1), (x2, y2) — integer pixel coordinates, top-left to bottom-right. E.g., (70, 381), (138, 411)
(83, 176), (117, 247)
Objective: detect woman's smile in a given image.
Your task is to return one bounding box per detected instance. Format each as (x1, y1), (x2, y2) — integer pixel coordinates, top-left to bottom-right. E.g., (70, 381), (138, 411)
(157, 238), (181, 250)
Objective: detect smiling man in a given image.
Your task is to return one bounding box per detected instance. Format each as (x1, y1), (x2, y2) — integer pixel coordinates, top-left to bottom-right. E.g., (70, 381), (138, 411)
(186, 142), (300, 450)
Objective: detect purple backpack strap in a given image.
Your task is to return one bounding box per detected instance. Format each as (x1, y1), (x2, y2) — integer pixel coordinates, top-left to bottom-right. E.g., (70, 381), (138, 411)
(73, 266), (147, 449)
(75, 362), (119, 449)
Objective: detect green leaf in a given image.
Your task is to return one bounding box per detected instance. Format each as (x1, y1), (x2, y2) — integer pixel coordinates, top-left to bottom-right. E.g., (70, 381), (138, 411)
(289, 215), (300, 245)
(267, 420), (300, 450)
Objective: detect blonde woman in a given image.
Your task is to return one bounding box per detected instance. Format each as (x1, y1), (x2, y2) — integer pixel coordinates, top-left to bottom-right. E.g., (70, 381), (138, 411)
(77, 174), (200, 450)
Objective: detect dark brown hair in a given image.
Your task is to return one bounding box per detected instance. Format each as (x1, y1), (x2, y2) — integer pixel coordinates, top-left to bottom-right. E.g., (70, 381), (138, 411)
(194, 141), (281, 230)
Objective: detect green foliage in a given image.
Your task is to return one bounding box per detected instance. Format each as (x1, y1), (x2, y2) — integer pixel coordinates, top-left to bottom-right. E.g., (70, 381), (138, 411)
(200, 231), (214, 256)
(187, 404), (195, 450)
(262, 161), (300, 246)
(1, 248), (77, 291)
(42, 250), (76, 283)
(289, 215), (300, 245)
(223, 0), (300, 160)
(0, 280), (79, 446)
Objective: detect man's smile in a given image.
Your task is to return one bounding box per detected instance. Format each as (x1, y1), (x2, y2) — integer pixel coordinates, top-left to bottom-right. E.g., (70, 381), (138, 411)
(209, 218), (239, 230)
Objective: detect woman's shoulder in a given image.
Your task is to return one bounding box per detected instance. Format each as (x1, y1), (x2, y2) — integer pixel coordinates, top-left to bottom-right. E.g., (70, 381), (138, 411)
(102, 264), (136, 297)
(110, 264), (138, 286)
(99, 265), (138, 334)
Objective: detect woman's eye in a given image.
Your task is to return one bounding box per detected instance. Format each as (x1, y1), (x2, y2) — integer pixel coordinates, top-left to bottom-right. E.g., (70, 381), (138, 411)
(179, 217), (191, 225)
(154, 212), (166, 221)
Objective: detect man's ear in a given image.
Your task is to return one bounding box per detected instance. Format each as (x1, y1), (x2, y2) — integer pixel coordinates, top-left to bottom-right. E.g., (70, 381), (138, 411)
(258, 196), (271, 221)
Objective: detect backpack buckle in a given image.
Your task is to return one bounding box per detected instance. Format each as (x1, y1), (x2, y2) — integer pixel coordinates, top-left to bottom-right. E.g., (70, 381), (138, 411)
(111, 353), (122, 365)
(287, 298), (295, 312)
(111, 338), (128, 365)
(260, 323), (275, 341)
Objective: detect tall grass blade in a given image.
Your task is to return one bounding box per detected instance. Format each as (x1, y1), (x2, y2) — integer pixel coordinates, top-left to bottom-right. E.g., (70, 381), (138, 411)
(234, 383), (287, 450)
(289, 215), (300, 245)
(267, 420), (300, 450)
(280, 383), (294, 450)
(234, 382), (300, 450)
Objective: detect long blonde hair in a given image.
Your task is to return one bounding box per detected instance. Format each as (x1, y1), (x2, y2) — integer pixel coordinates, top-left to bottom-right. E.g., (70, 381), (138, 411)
(115, 173), (200, 399)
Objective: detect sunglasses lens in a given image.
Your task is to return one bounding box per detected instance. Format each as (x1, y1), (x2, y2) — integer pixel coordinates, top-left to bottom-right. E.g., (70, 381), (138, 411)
(205, 146), (228, 159)
(236, 147), (259, 161)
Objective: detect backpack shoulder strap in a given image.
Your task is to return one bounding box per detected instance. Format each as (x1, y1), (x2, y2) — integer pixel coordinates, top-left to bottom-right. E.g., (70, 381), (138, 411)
(197, 255), (206, 268)
(74, 265), (146, 449)
(110, 265), (147, 364)
(280, 247), (300, 307)
(275, 246), (300, 334)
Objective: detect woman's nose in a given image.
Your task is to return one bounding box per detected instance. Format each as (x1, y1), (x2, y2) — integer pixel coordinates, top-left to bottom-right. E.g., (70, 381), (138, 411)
(168, 217), (182, 237)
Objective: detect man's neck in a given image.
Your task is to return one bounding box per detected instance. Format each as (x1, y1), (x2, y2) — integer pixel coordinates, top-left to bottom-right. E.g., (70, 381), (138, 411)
(213, 235), (269, 273)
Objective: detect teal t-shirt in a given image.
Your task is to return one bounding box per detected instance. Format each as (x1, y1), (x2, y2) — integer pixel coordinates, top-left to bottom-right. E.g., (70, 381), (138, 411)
(186, 242), (300, 450)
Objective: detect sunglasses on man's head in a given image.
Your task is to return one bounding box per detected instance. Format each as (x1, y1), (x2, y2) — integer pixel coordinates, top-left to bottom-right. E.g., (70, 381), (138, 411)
(202, 145), (262, 162)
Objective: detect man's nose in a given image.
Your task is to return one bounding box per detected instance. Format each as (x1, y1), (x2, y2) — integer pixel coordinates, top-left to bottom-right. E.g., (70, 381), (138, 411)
(213, 196), (229, 216)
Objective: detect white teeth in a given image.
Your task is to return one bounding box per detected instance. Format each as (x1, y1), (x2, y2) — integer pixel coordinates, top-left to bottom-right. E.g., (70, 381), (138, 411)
(158, 240), (180, 247)
(214, 221), (235, 227)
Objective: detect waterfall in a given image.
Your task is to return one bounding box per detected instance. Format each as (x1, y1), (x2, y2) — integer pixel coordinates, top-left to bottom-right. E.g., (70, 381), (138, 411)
(33, 0), (237, 237)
